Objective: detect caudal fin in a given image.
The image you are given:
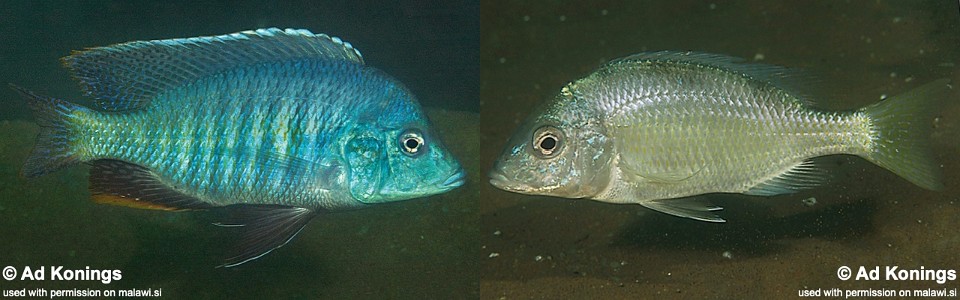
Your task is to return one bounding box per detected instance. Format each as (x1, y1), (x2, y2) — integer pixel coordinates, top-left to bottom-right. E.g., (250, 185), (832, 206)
(9, 84), (88, 178)
(861, 79), (951, 190)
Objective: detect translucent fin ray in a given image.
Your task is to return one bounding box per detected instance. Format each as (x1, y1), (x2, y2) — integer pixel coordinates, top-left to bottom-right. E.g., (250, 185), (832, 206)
(745, 159), (828, 196)
(62, 28), (364, 111)
(215, 205), (316, 267)
(639, 196), (725, 222)
(9, 84), (88, 177)
(607, 51), (817, 104)
(621, 163), (702, 184)
(89, 159), (213, 210)
(861, 79), (950, 190)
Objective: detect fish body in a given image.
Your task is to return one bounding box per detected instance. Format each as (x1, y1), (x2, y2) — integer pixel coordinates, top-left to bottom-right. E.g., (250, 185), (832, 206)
(15, 28), (463, 266)
(489, 51), (947, 222)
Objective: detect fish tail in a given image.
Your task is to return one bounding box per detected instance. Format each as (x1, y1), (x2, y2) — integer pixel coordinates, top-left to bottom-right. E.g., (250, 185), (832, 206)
(860, 79), (951, 190)
(9, 84), (90, 177)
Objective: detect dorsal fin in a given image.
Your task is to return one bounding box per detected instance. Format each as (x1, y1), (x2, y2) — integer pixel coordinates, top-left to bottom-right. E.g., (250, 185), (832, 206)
(62, 28), (364, 111)
(607, 51), (795, 84)
(606, 51), (818, 104)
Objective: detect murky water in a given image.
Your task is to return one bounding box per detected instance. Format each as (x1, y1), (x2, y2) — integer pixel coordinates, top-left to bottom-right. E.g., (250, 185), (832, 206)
(0, 1), (478, 299)
(480, 0), (959, 298)
(1, 0), (958, 299)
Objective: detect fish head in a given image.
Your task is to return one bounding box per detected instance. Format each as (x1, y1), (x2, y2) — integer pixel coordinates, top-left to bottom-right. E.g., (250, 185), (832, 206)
(489, 88), (614, 199)
(344, 103), (463, 204)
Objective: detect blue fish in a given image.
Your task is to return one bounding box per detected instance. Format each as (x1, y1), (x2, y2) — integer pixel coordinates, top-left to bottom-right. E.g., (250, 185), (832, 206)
(12, 28), (464, 266)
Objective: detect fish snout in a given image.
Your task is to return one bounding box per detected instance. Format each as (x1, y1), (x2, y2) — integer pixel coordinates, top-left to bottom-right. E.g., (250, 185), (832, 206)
(488, 170), (530, 192)
(488, 171), (509, 189)
(441, 167), (466, 188)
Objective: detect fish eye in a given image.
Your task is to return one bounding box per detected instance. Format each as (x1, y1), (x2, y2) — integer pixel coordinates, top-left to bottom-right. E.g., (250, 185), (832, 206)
(399, 129), (425, 156)
(532, 125), (563, 158)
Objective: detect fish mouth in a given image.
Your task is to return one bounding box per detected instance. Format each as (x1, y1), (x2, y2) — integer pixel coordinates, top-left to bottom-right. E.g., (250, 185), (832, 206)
(488, 170), (528, 192)
(441, 168), (466, 188)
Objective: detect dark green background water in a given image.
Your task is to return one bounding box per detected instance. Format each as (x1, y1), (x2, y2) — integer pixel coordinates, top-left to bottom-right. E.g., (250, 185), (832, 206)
(0, 1), (478, 299)
(0, 1), (480, 117)
(1, 0), (959, 299)
(481, 0), (959, 299)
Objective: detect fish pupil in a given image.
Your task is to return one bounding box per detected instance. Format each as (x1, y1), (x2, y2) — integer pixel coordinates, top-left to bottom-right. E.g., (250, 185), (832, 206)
(539, 136), (557, 150)
(532, 125), (563, 157)
(400, 130), (425, 156)
(405, 138), (420, 150)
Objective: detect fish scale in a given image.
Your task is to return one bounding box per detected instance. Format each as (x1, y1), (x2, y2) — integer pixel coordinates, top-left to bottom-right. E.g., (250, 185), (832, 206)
(606, 90), (861, 198)
(77, 60), (360, 206)
(14, 28), (463, 266)
(491, 51), (947, 222)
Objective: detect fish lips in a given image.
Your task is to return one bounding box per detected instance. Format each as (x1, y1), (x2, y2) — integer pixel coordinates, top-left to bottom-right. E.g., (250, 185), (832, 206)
(441, 167), (467, 189)
(488, 170), (535, 194)
(488, 171), (510, 189)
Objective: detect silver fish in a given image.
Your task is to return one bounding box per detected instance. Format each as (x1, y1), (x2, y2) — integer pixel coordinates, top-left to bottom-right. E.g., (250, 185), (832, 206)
(489, 51), (948, 222)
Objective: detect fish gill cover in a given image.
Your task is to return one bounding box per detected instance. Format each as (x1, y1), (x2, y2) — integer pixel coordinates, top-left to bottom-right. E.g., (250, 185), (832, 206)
(12, 28), (464, 267)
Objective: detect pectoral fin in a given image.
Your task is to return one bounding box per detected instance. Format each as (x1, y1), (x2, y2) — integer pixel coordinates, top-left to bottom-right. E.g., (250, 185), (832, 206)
(214, 204), (316, 267)
(260, 150), (344, 192)
(639, 197), (725, 222)
(621, 162), (703, 184)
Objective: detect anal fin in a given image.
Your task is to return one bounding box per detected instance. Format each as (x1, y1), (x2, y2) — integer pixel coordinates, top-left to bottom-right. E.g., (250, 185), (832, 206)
(90, 159), (213, 210)
(215, 204), (316, 267)
(639, 196), (725, 222)
(744, 159), (829, 196)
